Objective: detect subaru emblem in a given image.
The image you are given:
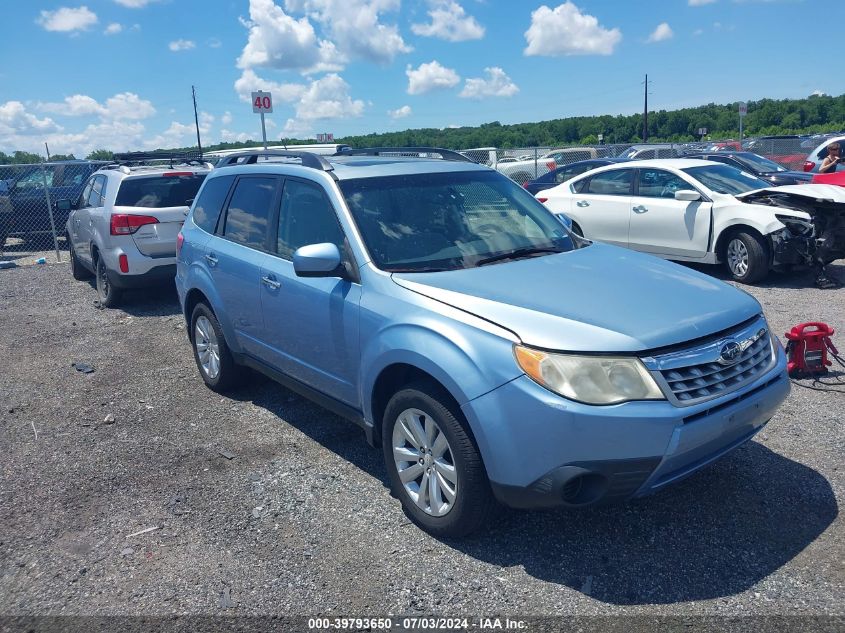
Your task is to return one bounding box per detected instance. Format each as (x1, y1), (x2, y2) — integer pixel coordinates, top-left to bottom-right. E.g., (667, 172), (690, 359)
(718, 341), (742, 365)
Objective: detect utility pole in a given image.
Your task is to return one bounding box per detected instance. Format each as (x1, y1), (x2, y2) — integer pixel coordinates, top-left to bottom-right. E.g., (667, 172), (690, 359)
(643, 74), (649, 142)
(44, 142), (51, 161)
(192, 85), (203, 156)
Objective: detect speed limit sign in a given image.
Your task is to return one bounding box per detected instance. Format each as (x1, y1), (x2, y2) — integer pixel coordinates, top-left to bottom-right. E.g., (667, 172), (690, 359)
(251, 91), (273, 113)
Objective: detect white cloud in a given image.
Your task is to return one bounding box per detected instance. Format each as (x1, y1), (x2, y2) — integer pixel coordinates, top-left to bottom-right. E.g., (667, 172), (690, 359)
(282, 118), (313, 138)
(144, 121), (197, 150)
(112, 0), (157, 7)
(293, 74), (364, 121)
(811, 90), (827, 97)
(406, 60), (460, 95)
(104, 22), (123, 35)
(221, 111), (233, 125)
(233, 69), (307, 104)
(411, 1), (484, 42)
(286, 0), (412, 64)
(220, 129), (254, 143)
(688, 0), (717, 5)
(207, 37), (222, 48)
(36, 6), (98, 33)
(37, 92), (156, 120)
(388, 105), (412, 119)
(459, 67), (519, 99)
(169, 39), (196, 51)
(693, 28), (704, 35)
(0, 101), (62, 137)
(524, 2), (621, 56)
(647, 22), (673, 43)
(237, 0), (345, 74)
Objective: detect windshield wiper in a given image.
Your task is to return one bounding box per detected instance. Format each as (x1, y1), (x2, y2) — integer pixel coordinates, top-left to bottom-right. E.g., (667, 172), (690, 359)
(475, 247), (563, 267)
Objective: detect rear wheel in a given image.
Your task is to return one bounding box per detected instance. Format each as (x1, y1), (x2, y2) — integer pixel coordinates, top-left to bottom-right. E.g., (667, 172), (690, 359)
(190, 303), (242, 392)
(95, 255), (122, 307)
(382, 381), (495, 537)
(724, 231), (769, 284)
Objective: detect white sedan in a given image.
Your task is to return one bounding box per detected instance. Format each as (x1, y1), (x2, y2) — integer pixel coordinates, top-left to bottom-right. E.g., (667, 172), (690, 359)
(538, 158), (845, 285)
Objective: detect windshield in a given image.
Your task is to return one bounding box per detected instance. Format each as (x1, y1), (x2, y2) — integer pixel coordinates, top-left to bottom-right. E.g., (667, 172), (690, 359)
(735, 153), (787, 173)
(682, 164), (771, 195)
(339, 170), (576, 272)
(115, 174), (206, 208)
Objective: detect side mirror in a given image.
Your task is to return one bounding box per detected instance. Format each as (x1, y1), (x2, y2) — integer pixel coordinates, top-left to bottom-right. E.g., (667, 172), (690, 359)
(293, 243), (344, 278)
(675, 189), (701, 202)
(56, 199), (73, 212)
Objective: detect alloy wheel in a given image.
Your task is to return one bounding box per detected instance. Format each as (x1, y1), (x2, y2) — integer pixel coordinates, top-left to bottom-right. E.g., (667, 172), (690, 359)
(392, 408), (458, 517)
(194, 315), (221, 380)
(727, 238), (749, 277)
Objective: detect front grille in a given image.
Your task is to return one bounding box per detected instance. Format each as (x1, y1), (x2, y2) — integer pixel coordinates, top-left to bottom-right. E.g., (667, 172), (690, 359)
(658, 333), (772, 405)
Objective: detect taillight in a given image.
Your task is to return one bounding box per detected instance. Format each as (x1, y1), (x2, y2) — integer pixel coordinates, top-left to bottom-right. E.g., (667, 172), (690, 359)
(110, 213), (159, 235)
(118, 254), (129, 273)
(803, 161), (816, 172)
(537, 197), (548, 203)
(546, 160), (556, 170)
(522, 182), (530, 189)
(176, 232), (184, 258)
(163, 172), (194, 177)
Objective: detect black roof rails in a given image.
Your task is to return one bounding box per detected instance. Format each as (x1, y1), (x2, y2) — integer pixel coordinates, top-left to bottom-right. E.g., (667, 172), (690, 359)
(112, 151), (205, 167)
(335, 147), (474, 163)
(215, 149), (334, 172)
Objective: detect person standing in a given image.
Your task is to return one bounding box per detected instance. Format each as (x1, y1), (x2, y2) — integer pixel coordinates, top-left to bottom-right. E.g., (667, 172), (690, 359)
(819, 141), (842, 173)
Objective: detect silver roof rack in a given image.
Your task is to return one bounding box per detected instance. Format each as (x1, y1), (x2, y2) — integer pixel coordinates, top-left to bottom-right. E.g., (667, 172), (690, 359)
(335, 147), (475, 163)
(215, 149), (334, 172)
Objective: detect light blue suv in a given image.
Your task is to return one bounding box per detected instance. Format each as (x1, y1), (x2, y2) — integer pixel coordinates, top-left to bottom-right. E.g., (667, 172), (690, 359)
(176, 148), (790, 537)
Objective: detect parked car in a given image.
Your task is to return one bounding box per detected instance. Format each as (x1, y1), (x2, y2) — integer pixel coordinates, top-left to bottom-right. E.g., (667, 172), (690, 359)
(802, 135), (845, 173)
(539, 159), (845, 285)
(65, 159), (209, 307)
(742, 136), (805, 170)
(496, 147), (602, 185)
(683, 151), (812, 186)
(176, 147), (790, 537)
(0, 179), (12, 248)
(812, 171), (845, 186)
(617, 144), (681, 160)
(1, 160), (107, 247)
(523, 158), (628, 195)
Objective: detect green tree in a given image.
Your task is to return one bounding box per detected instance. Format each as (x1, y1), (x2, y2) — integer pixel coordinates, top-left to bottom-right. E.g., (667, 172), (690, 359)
(86, 149), (114, 161)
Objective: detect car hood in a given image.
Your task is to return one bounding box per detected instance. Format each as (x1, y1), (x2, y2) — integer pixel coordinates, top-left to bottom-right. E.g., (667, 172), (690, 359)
(736, 183), (845, 204)
(391, 243), (761, 353)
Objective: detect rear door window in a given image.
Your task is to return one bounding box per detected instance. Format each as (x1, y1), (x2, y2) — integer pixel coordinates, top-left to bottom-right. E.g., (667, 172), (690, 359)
(584, 169), (634, 195)
(222, 176), (279, 250)
(192, 175), (235, 234)
(115, 174), (207, 208)
(90, 175), (107, 207)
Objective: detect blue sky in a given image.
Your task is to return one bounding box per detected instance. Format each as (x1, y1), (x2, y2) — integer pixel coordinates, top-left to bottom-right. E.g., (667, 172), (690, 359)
(1, 0), (843, 156)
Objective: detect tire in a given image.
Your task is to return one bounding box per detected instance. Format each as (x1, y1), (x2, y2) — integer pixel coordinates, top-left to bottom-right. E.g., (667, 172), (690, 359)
(95, 255), (122, 308)
(190, 302), (242, 392)
(723, 231), (769, 284)
(68, 236), (92, 281)
(382, 381), (495, 537)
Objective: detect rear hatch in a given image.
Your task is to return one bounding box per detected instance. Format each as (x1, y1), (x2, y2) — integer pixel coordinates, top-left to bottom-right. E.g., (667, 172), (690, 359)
(114, 172), (207, 257)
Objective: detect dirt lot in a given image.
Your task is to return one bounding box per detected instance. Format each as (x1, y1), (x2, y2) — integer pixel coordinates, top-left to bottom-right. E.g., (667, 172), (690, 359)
(0, 261), (843, 625)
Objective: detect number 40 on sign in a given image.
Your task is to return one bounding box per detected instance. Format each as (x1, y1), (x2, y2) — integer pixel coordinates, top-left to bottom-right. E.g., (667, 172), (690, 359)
(252, 91), (273, 113)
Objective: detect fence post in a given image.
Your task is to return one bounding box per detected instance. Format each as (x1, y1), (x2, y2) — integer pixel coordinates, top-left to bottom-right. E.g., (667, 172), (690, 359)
(39, 163), (61, 263)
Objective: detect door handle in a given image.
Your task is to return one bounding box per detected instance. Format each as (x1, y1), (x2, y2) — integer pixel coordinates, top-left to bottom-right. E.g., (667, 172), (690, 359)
(261, 275), (281, 290)
(633, 205), (648, 213)
(205, 253), (218, 266)
(576, 200), (590, 207)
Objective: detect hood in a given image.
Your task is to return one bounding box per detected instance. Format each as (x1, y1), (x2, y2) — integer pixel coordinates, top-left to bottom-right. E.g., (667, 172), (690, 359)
(392, 243), (761, 353)
(736, 183), (845, 204)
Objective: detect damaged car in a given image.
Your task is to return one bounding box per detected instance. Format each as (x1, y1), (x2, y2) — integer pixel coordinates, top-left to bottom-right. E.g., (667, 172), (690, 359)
(538, 159), (845, 286)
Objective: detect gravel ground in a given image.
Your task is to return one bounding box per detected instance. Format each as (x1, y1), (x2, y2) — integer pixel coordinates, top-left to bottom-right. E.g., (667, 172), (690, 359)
(0, 261), (843, 626)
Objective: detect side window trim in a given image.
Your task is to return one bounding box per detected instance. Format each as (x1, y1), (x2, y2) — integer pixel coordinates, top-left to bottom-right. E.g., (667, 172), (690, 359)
(217, 174), (283, 253)
(207, 175), (237, 235)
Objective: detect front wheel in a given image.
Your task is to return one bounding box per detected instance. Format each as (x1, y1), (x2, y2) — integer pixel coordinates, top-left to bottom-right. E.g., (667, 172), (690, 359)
(724, 231), (769, 284)
(382, 382), (495, 537)
(95, 256), (122, 307)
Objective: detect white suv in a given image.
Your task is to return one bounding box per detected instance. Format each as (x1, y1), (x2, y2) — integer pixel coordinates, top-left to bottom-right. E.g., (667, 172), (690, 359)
(64, 159), (209, 306)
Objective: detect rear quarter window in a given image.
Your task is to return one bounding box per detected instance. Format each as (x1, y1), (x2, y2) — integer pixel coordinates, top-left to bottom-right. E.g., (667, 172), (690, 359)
(115, 174), (207, 208)
(192, 175), (235, 234)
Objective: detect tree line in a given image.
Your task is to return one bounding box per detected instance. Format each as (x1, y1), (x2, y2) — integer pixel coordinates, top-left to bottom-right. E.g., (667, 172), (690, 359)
(1, 93), (843, 163)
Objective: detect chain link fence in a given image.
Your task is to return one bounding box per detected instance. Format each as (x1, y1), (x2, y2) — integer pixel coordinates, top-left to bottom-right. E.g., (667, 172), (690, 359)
(461, 136), (823, 184)
(0, 161), (108, 266)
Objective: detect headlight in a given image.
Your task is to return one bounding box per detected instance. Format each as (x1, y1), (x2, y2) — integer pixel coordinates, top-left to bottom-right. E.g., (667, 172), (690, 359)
(775, 214), (814, 236)
(514, 345), (665, 405)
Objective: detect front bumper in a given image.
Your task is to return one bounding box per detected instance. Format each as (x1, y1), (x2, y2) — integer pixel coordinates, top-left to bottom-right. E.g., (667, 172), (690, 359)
(463, 344), (790, 509)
